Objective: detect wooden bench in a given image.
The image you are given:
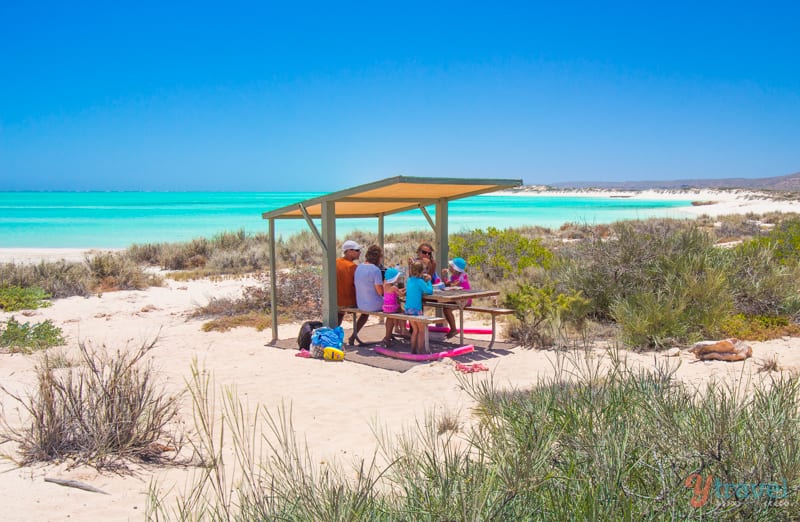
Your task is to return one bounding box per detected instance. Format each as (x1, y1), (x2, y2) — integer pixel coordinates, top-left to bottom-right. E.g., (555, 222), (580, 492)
(428, 304), (513, 349)
(463, 306), (514, 349)
(339, 306), (444, 352)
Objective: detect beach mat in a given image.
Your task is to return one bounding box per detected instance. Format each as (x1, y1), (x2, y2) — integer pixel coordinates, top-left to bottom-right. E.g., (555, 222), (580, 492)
(269, 323), (514, 373)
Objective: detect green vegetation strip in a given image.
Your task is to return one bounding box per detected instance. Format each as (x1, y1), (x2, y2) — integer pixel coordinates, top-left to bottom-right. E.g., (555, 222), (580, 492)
(146, 353), (800, 520)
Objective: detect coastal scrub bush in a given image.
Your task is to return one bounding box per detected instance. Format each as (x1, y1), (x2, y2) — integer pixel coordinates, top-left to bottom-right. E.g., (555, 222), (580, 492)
(0, 316), (65, 353)
(276, 266), (323, 317)
(711, 214), (764, 242)
(557, 219), (714, 320)
(85, 251), (162, 291)
(0, 285), (52, 311)
(141, 238), (212, 271)
(0, 260), (92, 298)
(503, 279), (591, 348)
(449, 226), (553, 282)
(127, 230), (272, 276)
(718, 313), (800, 341)
(748, 217), (800, 265)
(611, 249), (732, 349)
(725, 240), (800, 317)
(194, 268), (323, 331)
(558, 219), (738, 348)
(0, 338), (182, 469)
(210, 228), (248, 250)
(125, 242), (163, 265)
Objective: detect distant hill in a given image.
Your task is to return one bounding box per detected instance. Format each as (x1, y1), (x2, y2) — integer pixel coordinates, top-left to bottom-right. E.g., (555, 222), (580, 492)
(549, 171), (800, 191)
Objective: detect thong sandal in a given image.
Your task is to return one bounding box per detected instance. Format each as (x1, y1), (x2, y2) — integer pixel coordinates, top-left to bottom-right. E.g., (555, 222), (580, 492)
(348, 336), (365, 346)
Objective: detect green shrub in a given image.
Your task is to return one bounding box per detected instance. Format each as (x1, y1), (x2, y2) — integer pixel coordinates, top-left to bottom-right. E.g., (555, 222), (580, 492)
(611, 251), (731, 349)
(450, 226), (553, 282)
(124, 242), (164, 265)
(0, 316), (65, 353)
(0, 285), (52, 311)
(612, 290), (693, 349)
(558, 219), (717, 321)
(558, 220), (737, 347)
(719, 313), (800, 341)
(727, 239), (800, 316)
(750, 218), (800, 264)
(503, 280), (591, 348)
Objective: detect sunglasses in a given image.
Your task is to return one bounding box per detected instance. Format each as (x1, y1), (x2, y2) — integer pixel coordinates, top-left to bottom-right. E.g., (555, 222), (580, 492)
(419, 250), (433, 256)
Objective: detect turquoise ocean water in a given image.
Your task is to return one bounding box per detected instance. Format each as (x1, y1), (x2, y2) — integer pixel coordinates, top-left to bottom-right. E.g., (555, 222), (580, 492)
(0, 192), (694, 249)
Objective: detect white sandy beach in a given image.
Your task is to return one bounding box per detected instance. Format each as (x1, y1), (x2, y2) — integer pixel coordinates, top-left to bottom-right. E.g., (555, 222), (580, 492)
(2, 188), (800, 521)
(503, 187), (800, 217)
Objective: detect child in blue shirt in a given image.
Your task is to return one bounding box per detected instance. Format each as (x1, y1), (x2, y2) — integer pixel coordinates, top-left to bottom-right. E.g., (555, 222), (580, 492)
(404, 260), (433, 353)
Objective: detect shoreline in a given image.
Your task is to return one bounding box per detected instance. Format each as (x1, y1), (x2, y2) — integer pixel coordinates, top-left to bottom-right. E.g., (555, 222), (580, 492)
(2, 189), (800, 261)
(0, 248), (124, 264)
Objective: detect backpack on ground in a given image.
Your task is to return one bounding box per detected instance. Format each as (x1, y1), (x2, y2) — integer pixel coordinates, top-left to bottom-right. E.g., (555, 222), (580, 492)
(297, 320), (324, 350)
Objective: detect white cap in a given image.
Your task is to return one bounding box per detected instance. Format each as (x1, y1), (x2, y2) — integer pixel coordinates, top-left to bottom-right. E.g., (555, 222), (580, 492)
(342, 240), (361, 252)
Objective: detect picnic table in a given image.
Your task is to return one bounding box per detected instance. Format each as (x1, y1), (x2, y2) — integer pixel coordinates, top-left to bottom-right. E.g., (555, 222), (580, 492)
(424, 288), (507, 347)
(341, 288), (510, 354)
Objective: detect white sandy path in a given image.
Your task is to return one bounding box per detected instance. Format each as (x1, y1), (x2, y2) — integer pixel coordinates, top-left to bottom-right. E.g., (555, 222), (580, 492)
(1, 274), (799, 521)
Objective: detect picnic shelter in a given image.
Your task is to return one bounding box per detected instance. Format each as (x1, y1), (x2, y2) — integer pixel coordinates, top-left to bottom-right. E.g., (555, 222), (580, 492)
(261, 175), (522, 343)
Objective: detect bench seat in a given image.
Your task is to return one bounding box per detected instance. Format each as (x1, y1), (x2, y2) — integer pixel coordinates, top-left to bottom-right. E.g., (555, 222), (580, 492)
(463, 306), (514, 349)
(339, 307), (443, 324)
(339, 307), (444, 351)
(464, 306), (514, 315)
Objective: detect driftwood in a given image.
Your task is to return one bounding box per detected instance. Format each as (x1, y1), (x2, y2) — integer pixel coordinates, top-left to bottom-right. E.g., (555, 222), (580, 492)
(690, 338), (752, 362)
(44, 477), (110, 495)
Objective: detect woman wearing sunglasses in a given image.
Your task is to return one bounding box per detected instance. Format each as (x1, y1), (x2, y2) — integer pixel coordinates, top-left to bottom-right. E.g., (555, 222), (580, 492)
(408, 242), (440, 285)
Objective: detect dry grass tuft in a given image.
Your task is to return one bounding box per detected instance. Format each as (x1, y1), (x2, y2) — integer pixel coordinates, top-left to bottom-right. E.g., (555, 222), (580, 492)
(201, 312), (272, 332)
(0, 338), (183, 470)
(436, 410), (461, 435)
(757, 353), (782, 373)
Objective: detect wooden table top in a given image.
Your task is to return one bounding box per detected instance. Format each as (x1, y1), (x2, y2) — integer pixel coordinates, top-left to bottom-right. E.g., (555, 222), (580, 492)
(423, 288), (499, 303)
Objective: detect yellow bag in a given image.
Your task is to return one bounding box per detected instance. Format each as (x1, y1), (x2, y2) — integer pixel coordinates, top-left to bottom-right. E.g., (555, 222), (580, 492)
(323, 347), (345, 361)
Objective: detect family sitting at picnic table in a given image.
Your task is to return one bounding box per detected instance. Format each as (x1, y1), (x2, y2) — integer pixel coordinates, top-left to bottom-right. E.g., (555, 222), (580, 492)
(336, 239), (471, 352)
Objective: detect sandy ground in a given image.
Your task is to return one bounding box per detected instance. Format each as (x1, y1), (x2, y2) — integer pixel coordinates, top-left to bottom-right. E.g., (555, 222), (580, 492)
(2, 189), (800, 521)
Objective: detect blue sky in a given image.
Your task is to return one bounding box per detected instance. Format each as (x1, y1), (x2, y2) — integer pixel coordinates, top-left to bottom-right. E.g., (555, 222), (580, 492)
(1, 1), (798, 191)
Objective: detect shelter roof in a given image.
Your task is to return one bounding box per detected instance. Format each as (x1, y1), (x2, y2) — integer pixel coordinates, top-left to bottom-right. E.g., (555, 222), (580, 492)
(261, 176), (523, 220)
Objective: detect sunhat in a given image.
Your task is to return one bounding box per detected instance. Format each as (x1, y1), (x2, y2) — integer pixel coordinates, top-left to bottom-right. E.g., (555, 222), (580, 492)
(449, 257), (467, 273)
(342, 239), (361, 252)
(384, 267), (401, 284)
